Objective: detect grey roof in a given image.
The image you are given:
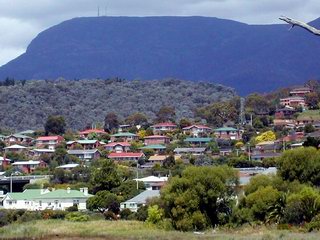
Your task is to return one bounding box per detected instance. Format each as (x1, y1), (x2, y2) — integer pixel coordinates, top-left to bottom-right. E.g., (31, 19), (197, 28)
(122, 190), (160, 204)
(67, 149), (99, 154)
(174, 148), (206, 153)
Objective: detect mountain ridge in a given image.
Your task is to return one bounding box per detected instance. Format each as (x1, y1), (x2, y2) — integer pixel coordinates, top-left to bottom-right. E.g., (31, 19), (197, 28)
(0, 16), (320, 95)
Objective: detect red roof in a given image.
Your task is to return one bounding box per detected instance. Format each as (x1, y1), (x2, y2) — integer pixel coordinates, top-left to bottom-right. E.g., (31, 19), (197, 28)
(79, 129), (106, 135)
(152, 122), (177, 127)
(108, 152), (144, 158)
(105, 142), (131, 147)
(182, 125), (211, 130)
(37, 136), (64, 141)
(144, 135), (169, 139)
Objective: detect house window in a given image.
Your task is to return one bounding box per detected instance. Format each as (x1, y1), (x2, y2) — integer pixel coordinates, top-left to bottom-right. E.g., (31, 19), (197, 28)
(39, 201), (42, 206)
(73, 199), (80, 204)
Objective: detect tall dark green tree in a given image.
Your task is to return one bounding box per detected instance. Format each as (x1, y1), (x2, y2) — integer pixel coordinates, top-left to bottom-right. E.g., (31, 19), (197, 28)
(156, 106), (176, 122)
(44, 115), (66, 135)
(104, 112), (119, 132)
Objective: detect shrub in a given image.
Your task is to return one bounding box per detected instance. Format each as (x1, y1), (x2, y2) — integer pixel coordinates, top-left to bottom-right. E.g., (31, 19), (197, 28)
(66, 212), (89, 222)
(66, 204), (78, 212)
(136, 205), (148, 221)
(18, 211), (42, 223)
(0, 210), (9, 227)
(50, 210), (67, 219)
(120, 208), (132, 220)
(146, 205), (163, 224)
(103, 210), (117, 221)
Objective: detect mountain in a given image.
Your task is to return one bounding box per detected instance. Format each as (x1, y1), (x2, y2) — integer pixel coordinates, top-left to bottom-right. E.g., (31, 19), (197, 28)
(0, 16), (320, 95)
(0, 79), (235, 131)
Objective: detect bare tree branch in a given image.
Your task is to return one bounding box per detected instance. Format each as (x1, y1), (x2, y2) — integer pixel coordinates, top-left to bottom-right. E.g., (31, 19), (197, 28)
(279, 16), (320, 36)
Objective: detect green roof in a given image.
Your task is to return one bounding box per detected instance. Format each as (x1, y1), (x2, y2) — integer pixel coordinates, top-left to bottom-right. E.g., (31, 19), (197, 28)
(140, 144), (166, 150)
(7, 189), (92, 200)
(214, 127), (238, 132)
(34, 189), (93, 199)
(8, 189), (43, 200)
(111, 132), (137, 137)
(184, 137), (213, 143)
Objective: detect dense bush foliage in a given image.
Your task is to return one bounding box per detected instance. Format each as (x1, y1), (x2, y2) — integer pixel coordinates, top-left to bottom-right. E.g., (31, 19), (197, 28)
(0, 78), (235, 130)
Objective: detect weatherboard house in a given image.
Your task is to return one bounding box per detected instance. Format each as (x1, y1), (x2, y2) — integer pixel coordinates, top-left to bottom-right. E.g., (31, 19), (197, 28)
(2, 188), (92, 211)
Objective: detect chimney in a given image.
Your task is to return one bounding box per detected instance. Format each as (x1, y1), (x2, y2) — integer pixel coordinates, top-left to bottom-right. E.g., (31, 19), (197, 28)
(83, 187), (88, 196)
(67, 187), (71, 193)
(79, 188), (84, 193)
(40, 189), (46, 195)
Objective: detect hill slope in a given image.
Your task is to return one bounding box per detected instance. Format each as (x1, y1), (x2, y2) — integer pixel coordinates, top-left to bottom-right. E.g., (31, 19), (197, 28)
(0, 79), (235, 131)
(0, 16), (320, 95)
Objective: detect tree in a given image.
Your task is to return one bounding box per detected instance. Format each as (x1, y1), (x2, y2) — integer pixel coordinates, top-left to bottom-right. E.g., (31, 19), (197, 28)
(255, 131), (276, 144)
(104, 112), (119, 132)
(87, 191), (120, 213)
(156, 106), (176, 122)
(278, 147), (320, 186)
(161, 165), (238, 231)
(44, 115), (66, 135)
(90, 159), (122, 193)
(305, 92), (320, 109)
(125, 112), (148, 126)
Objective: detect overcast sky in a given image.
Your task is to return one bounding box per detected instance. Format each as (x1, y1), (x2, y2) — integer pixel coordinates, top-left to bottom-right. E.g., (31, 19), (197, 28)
(0, 0), (319, 66)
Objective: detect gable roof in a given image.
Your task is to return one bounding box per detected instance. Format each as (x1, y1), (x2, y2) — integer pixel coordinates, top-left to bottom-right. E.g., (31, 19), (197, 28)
(184, 137), (213, 143)
(34, 189), (93, 199)
(144, 135), (169, 139)
(67, 149), (99, 155)
(36, 136), (64, 141)
(151, 122), (177, 128)
(108, 152), (144, 158)
(6, 189), (47, 200)
(67, 140), (99, 145)
(214, 127), (238, 132)
(111, 132), (137, 137)
(105, 142), (131, 147)
(140, 145), (166, 150)
(4, 144), (27, 149)
(122, 190), (160, 204)
(182, 125), (211, 130)
(79, 129), (106, 135)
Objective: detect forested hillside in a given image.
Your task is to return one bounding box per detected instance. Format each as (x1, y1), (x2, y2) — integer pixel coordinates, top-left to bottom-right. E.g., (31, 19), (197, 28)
(0, 78), (235, 131)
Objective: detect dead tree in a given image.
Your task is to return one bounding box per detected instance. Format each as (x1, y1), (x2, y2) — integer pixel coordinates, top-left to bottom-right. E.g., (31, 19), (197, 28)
(279, 16), (320, 36)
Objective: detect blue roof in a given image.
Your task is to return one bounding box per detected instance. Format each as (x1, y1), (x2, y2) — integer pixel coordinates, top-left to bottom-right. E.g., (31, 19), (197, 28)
(184, 137), (212, 142)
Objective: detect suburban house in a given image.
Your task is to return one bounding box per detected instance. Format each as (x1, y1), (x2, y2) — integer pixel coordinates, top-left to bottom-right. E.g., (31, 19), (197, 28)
(289, 87), (312, 97)
(174, 147), (206, 155)
(134, 176), (168, 190)
(110, 132), (138, 142)
(2, 188), (92, 211)
(79, 129), (106, 138)
(56, 163), (80, 171)
(151, 122), (177, 134)
(140, 145), (166, 154)
(12, 160), (47, 174)
(105, 142), (131, 153)
(184, 137), (213, 146)
(273, 119), (296, 128)
(0, 156), (11, 168)
(182, 125), (212, 137)
(120, 190), (160, 212)
(251, 152), (282, 161)
(214, 127), (242, 140)
(4, 134), (33, 146)
(144, 135), (170, 145)
(108, 152), (145, 161)
(275, 107), (296, 119)
(30, 149), (55, 158)
(147, 155), (168, 166)
(4, 144), (27, 153)
(67, 149), (101, 161)
(67, 140), (101, 150)
(280, 96), (306, 108)
(253, 141), (282, 154)
(35, 135), (64, 150)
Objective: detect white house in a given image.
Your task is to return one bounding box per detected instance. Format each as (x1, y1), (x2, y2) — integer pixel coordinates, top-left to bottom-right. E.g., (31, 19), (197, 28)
(120, 190), (160, 212)
(2, 188), (92, 211)
(134, 176), (168, 190)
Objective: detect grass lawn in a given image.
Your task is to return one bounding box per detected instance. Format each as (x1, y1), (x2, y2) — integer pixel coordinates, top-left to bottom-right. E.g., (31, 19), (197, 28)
(0, 220), (320, 240)
(297, 110), (320, 121)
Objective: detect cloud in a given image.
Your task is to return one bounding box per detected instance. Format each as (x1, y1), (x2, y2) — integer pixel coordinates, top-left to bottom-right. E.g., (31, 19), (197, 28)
(0, 0), (319, 65)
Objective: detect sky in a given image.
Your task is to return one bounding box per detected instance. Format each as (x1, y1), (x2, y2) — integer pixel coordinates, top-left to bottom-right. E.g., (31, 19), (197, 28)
(0, 0), (319, 66)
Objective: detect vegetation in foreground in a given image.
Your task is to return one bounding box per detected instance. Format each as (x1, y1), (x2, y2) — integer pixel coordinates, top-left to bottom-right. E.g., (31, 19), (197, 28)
(1, 219), (320, 240)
